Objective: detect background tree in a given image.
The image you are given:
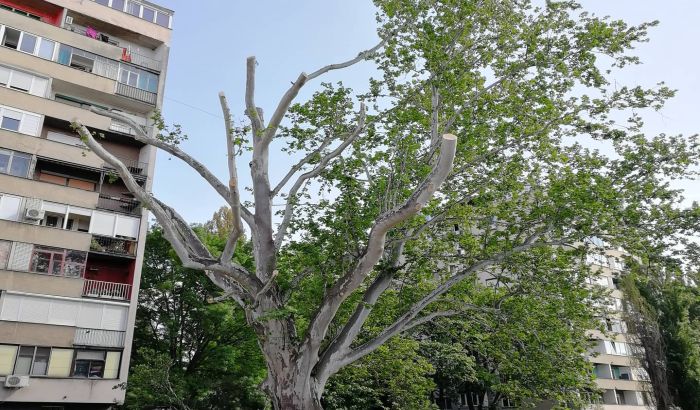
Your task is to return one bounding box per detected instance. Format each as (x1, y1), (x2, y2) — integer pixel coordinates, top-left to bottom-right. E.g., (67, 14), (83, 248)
(74, 1), (700, 408)
(124, 225), (266, 409)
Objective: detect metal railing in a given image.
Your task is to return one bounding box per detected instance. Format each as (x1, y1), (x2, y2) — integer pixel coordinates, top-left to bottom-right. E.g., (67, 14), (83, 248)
(127, 51), (162, 72)
(109, 120), (152, 137)
(90, 235), (137, 257)
(102, 156), (148, 177)
(97, 195), (141, 215)
(74, 328), (126, 348)
(115, 82), (157, 105)
(83, 279), (132, 301)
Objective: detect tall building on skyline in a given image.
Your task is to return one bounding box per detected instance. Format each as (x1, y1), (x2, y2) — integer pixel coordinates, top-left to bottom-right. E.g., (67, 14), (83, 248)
(0, 0), (172, 408)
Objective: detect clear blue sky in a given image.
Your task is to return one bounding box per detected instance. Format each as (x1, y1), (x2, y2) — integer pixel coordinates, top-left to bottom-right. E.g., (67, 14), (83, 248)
(150, 0), (699, 224)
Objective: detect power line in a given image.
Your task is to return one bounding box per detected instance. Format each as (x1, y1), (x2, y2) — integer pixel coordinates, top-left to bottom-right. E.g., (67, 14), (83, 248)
(164, 96), (223, 119)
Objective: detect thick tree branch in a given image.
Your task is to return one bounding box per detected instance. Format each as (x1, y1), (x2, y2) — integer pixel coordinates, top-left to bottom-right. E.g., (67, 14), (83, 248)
(274, 104), (367, 249)
(89, 107), (234, 208)
(74, 120), (262, 299)
(303, 133), (458, 362)
(219, 92), (245, 262)
(306, 38), (387, 81)
(327, 238), (567, 375)
(245, 57), (264, 135)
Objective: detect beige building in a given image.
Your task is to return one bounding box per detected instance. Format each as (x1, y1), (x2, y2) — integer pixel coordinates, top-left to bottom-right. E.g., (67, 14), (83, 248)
(584, 243), (653, 409)
(0, 0), (172, 408)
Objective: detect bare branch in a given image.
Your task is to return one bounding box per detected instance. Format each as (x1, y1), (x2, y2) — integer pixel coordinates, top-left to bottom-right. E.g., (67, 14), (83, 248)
(304, 133), (458, 360)
(274, 104), (367, 249)
(219, 92), (245, 262)
(89, 108), (232, 205)
(74, 120), (263, 298)
(246, 56), (264, 134)
(271, 134), (334, 197)
(430, 83), (440, 146)
(307, 38), (387, 81)
(330, 238), (567, 373)
(254, 269), (279, 306)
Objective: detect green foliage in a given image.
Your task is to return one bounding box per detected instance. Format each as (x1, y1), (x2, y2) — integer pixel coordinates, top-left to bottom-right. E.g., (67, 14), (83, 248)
(324, 338), (437, 410)
(123, 227), (266, 410)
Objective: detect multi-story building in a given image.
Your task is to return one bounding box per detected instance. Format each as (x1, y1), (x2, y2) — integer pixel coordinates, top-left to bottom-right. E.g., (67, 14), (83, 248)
(0, 0), (172, 408)
(584, 245), (653, 409)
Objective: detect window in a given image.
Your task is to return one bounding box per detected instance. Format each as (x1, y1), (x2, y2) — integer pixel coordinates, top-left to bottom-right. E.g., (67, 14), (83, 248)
(18, 33), (37, 54)
(126, 1), (141, 16)
(110, 0), (125, 12)
(38, 38), (55, 60)
(0, 149), (31, 177)
(96, 0), (110, 5)
(30, 246), (87, 277)
(142, 6), (154, 22)
(119, 67), (138, 87)
(13, 346), (51, 376)
(615, 390), (626, 405)
(155, 11), (170, 28)
(0, 194), (22, 221)
(2, 28), (20, 49)
(9, 70), (31, 91)
(1, 109), (21, 131)
(72, 350), (106, 378)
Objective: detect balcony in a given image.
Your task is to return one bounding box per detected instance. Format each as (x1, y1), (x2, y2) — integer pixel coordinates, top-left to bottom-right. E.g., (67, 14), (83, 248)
(115, 82), (156, 105)
(97, 194), (140, 215)
(102, 156), (148, 177)
(90, 235), (137, 257)
(109, 119), (152, 137)
(82, 279), (131, 301)
(74, 328), (126, 348)
(124, 49), (161, 72)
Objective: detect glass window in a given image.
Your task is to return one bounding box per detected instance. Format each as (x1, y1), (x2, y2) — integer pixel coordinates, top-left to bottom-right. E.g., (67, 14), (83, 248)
(0, 149), (9, 173)
(9, 152), (31, 177)
(64, 250), (87, 277)
(38, 39), (55, 60)
(126, 1), (141, 16)
(1, 116), (20, 132)
(111, 0), (125, 12)
(120, 68), (138, 87)
(18, 33), (37, 54)
(96, 0), (110, 5)
(155, 11), (169, 28)
(2, 28), (20, 49)
(31, 347), (50, 375)
(31, 249), (52, 273)
(73, 350), (106, 378)
(142, 6), (154, 22)
(14, 346), (34, 375)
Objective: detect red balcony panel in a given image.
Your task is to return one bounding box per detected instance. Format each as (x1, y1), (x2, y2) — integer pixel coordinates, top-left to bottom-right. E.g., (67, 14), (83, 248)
(85, 254), (134, 285)
(0, 0), (63, 26)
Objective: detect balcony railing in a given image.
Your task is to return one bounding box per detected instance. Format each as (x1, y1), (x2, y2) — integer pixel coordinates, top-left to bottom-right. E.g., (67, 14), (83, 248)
(109, 120), (152, 137)
(125, 50), (162, 72)
(74, 328), (126, 348)
(97, 195), (141, 215)
(115, 82), (157, 105)
(102, 156), (148, 177)
(90, 235), (137, 257)
(83, 279), (132, 301)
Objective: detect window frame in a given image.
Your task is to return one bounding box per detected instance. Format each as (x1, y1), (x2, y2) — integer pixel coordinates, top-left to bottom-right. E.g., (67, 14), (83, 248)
(30, 246), (87, 278)
(0, 149), (32, 177)
(12, 345), (51, 376)
(71, 350), (107, 378)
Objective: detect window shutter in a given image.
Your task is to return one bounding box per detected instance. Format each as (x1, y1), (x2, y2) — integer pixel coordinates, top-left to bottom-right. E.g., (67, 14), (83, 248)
(115, 215), (140, 239)
(0, 194), (22, 221)
(47, 348), (74, 377)
(18, 295), (51, 323)
(77, 303), (103, 329)
(0, 345), (18, 375)
(49, 299), (80, 326)
(29, 76), (48, 97)
(7, 242), (33, 271)
(19, 112), (41, 136)
(9, 71), (32, 91)
(104, 351), (121, 379)
(101, 304), (128, 331)
(90, 211), (116, 236)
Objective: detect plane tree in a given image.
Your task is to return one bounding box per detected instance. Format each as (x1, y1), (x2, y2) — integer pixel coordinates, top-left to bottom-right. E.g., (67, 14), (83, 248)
(74, 1), (700, 408)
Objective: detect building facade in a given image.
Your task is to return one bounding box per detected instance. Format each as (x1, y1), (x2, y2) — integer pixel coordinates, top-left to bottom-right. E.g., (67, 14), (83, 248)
(0, 0), (172, 408)
(585, 245), (652, 409)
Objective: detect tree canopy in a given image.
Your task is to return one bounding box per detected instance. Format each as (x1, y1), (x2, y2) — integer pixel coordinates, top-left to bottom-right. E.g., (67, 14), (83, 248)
(75, 1), (700, 408)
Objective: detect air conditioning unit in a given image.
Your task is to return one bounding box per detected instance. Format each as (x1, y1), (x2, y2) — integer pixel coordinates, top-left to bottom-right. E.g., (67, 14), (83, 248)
(4, 375), (29, 388)
(65, 16), (73, 25)
(25, 208), (45, 221)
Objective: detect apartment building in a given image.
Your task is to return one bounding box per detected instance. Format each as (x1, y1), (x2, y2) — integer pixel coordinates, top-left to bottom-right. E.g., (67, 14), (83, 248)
(0, 0), (172, 408)
(584, 243), (653, 409)
(433, 234), (653, 409)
